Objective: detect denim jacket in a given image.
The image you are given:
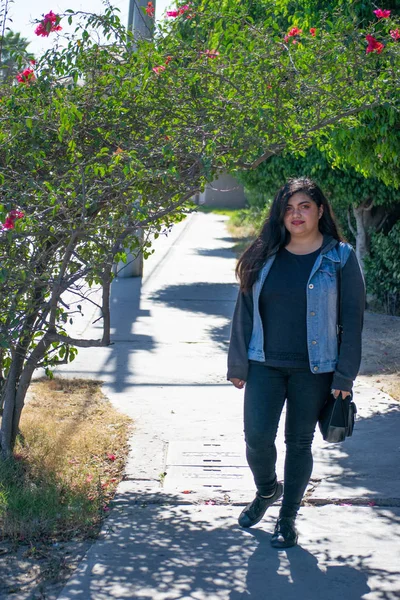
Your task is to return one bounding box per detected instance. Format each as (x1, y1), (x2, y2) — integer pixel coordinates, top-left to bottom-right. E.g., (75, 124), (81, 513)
(227, 236), (365, 391)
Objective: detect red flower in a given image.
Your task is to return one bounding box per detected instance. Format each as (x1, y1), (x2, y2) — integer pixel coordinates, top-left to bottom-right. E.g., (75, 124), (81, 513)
(152, 65), (166, 74)
(166, 10), (179, 17)
(16, 67), (35, 83)
(165, 56), (173, 65)
(200, 49), (220, 58)
(284, 26), (302, 42)
(373, 8), (391, 18)
(366, 34), (384, 54)
(178, 4), (190, 14)
(35, 10), (62, 36)
(145, 1), (155, 17)
(310, 27), (316, 36)
(390, 29), (400, 40)
(106, 453), (116, 461)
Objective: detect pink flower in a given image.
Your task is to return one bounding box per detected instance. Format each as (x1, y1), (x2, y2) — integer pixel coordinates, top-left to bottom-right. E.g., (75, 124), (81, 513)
(166, 4), (190, 17)
(35, 10), (62, 36)
(9, 210), (24, 219)
(2, 209), (24, 230)
(373, 9), (391, 18)
(16, 68), (35, 83)
(200, 49), (220, 58)
(145, 1), (155, 17)
(366, 34), (384, 54)
(106, 453), (116, 461)
(35, 23), (49, 37)
(310, 27), (316, 36)
(3, 218), (15, 230)
(44, 10), (59, 23)
(152, 65), (166, 74)
(390, 29), (400, 40)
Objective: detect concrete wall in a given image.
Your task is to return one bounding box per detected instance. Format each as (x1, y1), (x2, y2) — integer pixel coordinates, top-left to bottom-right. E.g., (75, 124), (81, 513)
(197, 173), (246, 208)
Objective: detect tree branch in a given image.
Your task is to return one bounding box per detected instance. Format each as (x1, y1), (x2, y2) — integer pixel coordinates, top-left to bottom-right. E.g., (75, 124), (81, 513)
(46, 332), (110, 347)
(347, 207), (357, 238)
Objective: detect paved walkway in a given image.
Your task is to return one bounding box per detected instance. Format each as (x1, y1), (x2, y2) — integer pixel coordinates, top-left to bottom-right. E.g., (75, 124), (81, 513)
(56, 213), (400, 600)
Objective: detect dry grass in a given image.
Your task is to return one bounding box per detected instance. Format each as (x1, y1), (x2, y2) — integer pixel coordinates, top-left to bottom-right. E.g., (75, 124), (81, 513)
(0, 378), (132, 543)
(373, 374), (400, 402)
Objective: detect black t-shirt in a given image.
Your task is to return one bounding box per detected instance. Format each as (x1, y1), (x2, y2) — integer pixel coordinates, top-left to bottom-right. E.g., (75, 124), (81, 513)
(259, 246), (321, 368)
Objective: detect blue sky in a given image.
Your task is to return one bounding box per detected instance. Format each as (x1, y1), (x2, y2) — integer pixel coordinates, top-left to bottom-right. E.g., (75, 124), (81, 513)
(7, 0), (172, 56)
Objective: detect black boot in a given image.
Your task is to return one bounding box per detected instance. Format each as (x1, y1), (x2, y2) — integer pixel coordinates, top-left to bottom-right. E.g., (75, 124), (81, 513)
(271, 516), (298, 548)
(238, 483), (283, 528)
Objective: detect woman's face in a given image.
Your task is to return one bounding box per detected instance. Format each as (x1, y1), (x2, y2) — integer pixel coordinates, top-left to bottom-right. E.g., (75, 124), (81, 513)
(283, 192), (323, 238)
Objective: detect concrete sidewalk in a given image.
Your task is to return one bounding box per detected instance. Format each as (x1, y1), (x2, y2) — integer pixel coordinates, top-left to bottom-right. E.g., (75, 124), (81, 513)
(56, 213), (400, 600)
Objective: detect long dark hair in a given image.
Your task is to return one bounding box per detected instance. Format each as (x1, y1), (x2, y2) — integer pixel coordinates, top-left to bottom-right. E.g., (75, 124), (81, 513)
(236, 178), (342, 291)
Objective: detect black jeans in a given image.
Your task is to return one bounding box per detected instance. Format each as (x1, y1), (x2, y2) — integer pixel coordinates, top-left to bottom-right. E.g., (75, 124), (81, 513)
(244, 362), (333, 518)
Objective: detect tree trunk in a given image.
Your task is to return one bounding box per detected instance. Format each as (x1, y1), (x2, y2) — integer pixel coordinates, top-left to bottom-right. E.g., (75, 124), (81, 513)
(0, 352), (25, 458)
(352, 201), (388, 272)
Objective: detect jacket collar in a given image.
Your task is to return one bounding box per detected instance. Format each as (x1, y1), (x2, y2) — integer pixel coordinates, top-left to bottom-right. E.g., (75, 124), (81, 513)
(320, 235), (339, 255)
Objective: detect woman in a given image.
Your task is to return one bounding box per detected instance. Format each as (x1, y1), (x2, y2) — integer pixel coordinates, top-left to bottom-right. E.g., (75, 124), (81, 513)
(227, 178), (365, 548)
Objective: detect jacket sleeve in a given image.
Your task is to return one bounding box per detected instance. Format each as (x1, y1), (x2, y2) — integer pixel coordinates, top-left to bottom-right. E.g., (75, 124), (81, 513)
(331, 249), (366, 392)
(227, 287), (254, 381)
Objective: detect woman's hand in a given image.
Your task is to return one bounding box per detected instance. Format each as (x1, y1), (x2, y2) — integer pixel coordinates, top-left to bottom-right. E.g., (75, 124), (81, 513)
(229, 378), (246, 389)
(331, 389), (351, 399)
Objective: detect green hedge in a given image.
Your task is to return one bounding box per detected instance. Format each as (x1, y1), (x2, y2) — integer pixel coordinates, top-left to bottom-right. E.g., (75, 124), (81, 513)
(365, 223), (400, 316)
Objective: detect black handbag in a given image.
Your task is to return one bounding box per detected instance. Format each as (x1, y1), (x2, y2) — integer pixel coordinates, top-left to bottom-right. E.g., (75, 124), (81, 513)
(318, 254), (358, 443)
(319, 391), (357, 442)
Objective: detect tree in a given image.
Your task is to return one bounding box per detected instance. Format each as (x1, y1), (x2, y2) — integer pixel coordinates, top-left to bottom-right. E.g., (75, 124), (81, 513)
(234, 0), (400, 268)
(1, 1), (399, 457)
(0, 30), (34, 81)
(236, 145), (400, 270)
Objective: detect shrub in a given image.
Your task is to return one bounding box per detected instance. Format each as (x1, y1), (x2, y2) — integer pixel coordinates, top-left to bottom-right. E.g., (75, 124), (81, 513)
(365, 223), (400, 315)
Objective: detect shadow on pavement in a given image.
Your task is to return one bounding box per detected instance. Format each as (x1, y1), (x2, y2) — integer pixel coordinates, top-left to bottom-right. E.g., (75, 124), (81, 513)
(149, 281), (237, 349)
(94, 277), (156, 393)
(58, 487), (400, 600)
(312, 401), (400, 503)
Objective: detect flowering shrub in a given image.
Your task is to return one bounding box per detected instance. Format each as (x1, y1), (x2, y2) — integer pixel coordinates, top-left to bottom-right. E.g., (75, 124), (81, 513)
(0, 1), (399, 458)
